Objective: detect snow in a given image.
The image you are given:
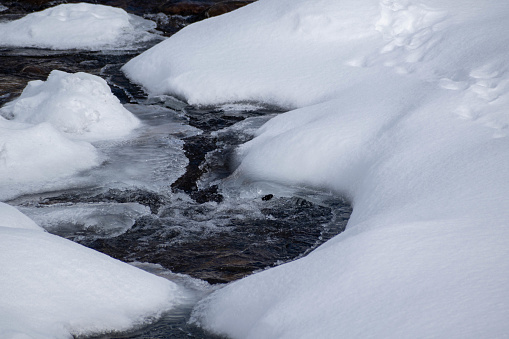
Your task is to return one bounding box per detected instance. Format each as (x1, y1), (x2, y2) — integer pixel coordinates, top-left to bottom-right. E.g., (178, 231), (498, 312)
(0, 3), (159, 50)
(123, 0), (509, 337)
(0, 224), (186, 339)
(1, 70), (141, 141)
(0, 202), (43, 231)
(0, 70), (144, 200)
(0, 118), (100, 200)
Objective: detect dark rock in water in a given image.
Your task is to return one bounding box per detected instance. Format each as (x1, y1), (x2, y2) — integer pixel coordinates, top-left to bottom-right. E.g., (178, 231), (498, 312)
(204, 1), (252, 18)
(0, 0), (255, 35)
(171, 134), (219, 195)
(261, 194), (274, 201)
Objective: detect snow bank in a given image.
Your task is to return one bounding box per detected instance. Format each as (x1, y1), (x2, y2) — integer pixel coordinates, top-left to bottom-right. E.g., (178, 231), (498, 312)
(1, 70), (141, 141)
(125, 0), (509, 337)
(0, 202), (43, 231)
(123, 0), (382, 107)
(0, 222), (185, 339)
(0, 3), (158, 50)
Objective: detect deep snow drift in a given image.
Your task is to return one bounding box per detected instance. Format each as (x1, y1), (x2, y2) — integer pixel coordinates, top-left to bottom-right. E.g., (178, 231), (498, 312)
(0, 3), (159, 50)
(125, 0), (509, 337)
(0, 70), (142, 200)
(0, 201), (187, 339)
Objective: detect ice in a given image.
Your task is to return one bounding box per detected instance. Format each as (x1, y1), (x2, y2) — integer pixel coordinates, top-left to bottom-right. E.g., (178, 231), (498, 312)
(0, 70), (141, 142)
(0, 3), (160, 50)
(123, 0), (509, 337)
(18, 202), (151, 240)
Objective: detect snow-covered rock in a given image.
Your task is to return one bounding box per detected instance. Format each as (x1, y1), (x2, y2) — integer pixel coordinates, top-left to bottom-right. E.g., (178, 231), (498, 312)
(123, 0), (509, 337)
(1, 70), (141, 141)
(0, 3), (158, 50)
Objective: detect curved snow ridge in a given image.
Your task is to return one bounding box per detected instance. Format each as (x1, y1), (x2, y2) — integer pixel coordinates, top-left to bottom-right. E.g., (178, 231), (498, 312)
(0, 3), (159, 50)
(0, 225), (188, 339)
(0, 70), (141, 142)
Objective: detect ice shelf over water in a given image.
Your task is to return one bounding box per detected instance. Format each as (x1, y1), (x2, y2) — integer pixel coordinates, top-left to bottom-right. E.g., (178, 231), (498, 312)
(125, 0), (509, 337)
(0, 3), (159, 50)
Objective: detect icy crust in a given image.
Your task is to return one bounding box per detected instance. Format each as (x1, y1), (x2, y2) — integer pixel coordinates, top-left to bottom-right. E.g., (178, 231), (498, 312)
(1, 70), (141, 141)
(0, 3), (158, 50)
(0, 225), (185, 339)
(143, 0), (509, 337)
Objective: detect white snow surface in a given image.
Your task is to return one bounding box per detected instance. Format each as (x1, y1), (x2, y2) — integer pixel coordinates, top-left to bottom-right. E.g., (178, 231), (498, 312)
(124, 0), (509, 337)
(0, 223), (186, 339)
(0, 117), (100, 200)
(0, 202), (43, 231)
(1, 70), (141, 141)
(0, 3), (158, 50)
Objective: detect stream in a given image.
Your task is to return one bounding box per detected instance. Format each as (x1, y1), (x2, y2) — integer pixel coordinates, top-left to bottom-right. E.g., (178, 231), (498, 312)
(0, 2), (352, 338)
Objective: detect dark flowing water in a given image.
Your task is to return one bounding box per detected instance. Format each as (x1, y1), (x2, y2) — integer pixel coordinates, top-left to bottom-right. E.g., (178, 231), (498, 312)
(0, 2), (352, 338)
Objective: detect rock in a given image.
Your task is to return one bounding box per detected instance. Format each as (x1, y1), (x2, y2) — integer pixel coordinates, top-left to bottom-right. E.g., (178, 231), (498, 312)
(205, 1), (253, 18)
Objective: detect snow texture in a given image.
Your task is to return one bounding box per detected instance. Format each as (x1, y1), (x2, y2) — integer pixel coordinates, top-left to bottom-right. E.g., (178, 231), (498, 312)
(0, 202), (43, 231)
(0, 3), (158, 50)
(123, 0), (509, 337)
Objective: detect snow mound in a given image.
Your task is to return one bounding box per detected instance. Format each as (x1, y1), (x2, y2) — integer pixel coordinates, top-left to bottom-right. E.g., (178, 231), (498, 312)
(122, 0), (381, 107)
(0, 225), (186, 339)
(1, 70), (141, 141)
(0, 3), (158, 50)
(122, 0), (509, 337)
